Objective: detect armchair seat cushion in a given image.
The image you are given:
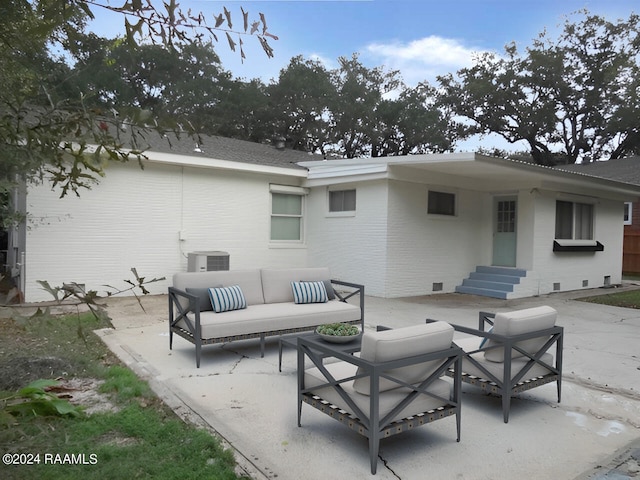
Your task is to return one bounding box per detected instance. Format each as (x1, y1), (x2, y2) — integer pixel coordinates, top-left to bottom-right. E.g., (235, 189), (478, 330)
(304, 362), (452, 423)
(463, 351), (554, 381)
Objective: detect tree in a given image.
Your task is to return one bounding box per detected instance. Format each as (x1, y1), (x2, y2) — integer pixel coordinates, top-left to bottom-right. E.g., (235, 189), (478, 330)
(267, 55), (334, 152)
(67, 38), (234, 133)
(371, 83), (459, 156)
(327, 54), (403, 158)
(0, 0), (277, 216)
(437, 11), (640, 164)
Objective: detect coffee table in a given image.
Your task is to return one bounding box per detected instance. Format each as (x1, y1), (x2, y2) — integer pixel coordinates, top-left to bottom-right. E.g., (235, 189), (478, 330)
(278, 331), (362, 371)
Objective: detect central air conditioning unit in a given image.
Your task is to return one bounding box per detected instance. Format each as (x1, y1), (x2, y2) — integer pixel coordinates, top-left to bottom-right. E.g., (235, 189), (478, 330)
(187, 251), (230, 272)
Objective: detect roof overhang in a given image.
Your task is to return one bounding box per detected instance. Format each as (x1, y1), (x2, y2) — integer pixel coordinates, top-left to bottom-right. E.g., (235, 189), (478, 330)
(104, 147), (308, 178)
(299, 153), (640, 199)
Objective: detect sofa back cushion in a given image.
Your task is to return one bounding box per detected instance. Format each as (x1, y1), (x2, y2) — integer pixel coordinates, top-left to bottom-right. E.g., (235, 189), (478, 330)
(173, 270), (265, 308)
(261, 267), (331, 304)
(483, 306), (557, 363)
(353, 321), (454, 395)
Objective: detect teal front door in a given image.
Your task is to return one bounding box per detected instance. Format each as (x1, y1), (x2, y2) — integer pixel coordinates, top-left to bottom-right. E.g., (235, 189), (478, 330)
(492, 198), (517, 267)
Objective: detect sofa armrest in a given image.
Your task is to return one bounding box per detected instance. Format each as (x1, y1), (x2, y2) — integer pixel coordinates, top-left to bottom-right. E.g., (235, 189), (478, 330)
(478, 311), (495, 331)
(168, 286), (201, 336)
(331, 279), (365, 327)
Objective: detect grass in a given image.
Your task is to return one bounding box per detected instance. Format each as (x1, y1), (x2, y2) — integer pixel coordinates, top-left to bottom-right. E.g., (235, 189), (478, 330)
(0, 309), (247, 480)
(579, 288), (640, 309)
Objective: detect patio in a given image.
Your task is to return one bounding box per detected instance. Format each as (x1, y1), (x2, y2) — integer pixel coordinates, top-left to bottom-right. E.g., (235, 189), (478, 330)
(97, 288), (640, 479)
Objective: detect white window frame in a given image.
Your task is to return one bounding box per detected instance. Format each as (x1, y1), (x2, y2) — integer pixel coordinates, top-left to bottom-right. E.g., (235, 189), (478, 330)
(427, 189), (456, 217)
(624, 202), (633, 225)
(269, 184), (308, 244)
(327, 188), (356, 217)
(555, 200), (594, 240)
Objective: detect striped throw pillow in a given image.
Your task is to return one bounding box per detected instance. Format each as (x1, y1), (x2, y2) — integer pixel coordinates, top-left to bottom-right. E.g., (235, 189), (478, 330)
(291, 281), (328, 304)
(208, 285), (247, 313)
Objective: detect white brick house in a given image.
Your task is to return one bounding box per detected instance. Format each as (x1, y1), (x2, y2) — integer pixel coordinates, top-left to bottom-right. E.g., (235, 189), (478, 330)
(11, 136), (640, 301)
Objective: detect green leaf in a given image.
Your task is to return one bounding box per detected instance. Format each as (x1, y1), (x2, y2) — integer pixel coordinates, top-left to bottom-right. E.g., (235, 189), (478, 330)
(18, 379), (59, 396)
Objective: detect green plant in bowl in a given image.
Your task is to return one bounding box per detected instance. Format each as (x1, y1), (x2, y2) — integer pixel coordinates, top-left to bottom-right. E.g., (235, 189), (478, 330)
(316, 323), (360, 343)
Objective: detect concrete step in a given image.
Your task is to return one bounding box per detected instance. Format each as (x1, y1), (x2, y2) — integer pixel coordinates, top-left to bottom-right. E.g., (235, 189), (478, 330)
(469, 272), (522, 284)
(454, 285), (509, 299)
(462, 279), (515, 292)
(475, 266), (527, 278)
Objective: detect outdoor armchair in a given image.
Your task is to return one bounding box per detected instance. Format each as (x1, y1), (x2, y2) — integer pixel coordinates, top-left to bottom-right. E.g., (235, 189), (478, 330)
(435, 305), (563, 423)
(297, 322), (462, 475)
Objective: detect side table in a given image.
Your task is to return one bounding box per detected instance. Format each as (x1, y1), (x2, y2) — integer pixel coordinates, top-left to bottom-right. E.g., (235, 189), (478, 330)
(279, 331), (362, 372)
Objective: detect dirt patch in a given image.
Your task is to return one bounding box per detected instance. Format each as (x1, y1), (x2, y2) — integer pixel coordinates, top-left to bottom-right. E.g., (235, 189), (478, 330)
(0, 356), (75, 391)
(54, 377), (120, 415)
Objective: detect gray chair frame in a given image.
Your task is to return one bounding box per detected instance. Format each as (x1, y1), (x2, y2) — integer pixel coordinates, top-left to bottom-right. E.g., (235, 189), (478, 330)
(168, 279), (364, 367)
(439, 311), (563, 423)
(297, 335), (462, 475)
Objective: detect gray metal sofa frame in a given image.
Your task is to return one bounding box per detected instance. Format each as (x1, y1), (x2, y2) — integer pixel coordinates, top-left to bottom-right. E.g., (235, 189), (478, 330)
(297, 334), (462, 475)
(441, 311), (563, 423)
(168, 279), (364, 367)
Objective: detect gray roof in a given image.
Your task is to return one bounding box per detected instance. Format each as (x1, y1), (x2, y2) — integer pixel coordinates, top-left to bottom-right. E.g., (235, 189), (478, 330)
(140, 132), (320, 170)
(555, 156), (640, 186)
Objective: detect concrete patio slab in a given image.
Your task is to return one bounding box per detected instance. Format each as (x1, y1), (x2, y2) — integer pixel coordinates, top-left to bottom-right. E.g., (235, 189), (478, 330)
(96, 288), (640, 479)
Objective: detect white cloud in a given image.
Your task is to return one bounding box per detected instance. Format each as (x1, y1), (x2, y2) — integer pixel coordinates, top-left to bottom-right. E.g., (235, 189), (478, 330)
(365, 35), (490, 86)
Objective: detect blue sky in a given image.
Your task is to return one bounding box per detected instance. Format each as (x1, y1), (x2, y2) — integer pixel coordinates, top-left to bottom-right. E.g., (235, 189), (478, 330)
(88, 0), (640, 151)
(88, 0), (640, 85)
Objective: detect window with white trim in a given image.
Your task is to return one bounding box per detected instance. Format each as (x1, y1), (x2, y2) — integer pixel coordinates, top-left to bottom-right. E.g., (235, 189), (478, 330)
(624, 202), (632, 225)
(555, 200), (594, 240)
(270, 185), (307, 242)
(428, 190), (456, 216)
(329, 189), (356, 212)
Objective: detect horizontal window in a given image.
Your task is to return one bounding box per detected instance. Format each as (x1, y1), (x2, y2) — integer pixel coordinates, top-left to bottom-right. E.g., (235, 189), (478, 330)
(428, 190), (455, 216)
(329, 189), (356, 212)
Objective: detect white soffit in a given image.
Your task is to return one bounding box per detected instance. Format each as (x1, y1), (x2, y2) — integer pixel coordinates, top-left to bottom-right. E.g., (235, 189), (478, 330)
(300, 153), (640, 196)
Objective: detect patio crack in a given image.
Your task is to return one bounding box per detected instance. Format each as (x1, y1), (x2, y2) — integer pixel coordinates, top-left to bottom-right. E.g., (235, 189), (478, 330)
(379, 454), (401, 479)
(220, 345), (249, 374)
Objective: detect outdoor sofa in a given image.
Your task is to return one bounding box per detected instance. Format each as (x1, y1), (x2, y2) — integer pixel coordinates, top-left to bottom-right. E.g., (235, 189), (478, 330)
(168, 267), (364, 367)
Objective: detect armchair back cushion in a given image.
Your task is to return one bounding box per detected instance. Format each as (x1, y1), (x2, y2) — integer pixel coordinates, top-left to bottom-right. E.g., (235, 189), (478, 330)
(484, 306), (557, 363)
(353, 321), (454, 395)
(261, 267), (331, 304)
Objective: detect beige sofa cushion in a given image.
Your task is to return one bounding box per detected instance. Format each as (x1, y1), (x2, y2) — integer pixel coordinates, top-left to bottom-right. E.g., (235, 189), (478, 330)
(352, 322), (454, 395)
(260, 267), (331, 304)
(177, 300), (361, 340)
(305, 362), (451, 423)
(483, 306), (557, 363)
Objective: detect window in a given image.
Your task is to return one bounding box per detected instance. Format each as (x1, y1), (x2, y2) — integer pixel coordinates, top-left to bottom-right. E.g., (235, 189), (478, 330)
(428, 190), (455, 216)
(270, 189), (304, 242)
(329, 189), (356, 212)
(624, 202), (632, 225)
(496, 200), (516, 232)
(555, 200), (594, 240)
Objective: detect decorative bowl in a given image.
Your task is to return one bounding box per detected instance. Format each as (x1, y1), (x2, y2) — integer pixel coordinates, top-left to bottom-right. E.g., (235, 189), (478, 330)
(315, 323), (361, 343)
